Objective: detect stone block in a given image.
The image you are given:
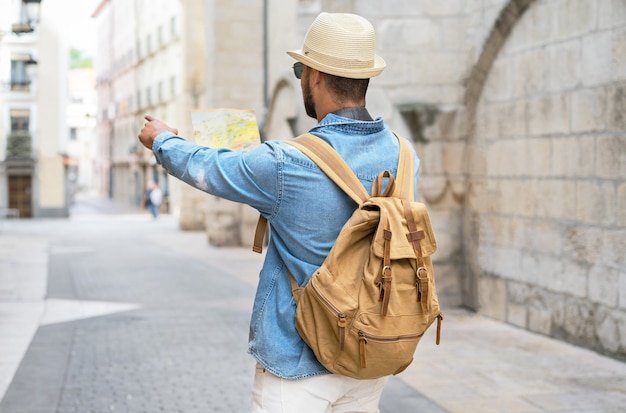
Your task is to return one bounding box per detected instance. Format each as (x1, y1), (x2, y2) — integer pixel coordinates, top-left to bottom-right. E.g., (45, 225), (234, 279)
(528, 95), (570, 136)
(525, 138), (551, 178)
(507, 303), (527, 328)
(478, 276), (507, 320)
(577, 135), (596, 176)
(619, 270), (626, 310)
(490, 245), (522, 281)
(520, 252), (558, 291)
(378, 18), (437, 51)
(441, 16), (474, 51)
(570, 87), (609, 133)
(509, 0), (555, 52)
(576, 180), (616, 226)
(422, 0), (466, 16)
(505, 178), (536, 217)
(412, 52), (471, 85)
(589, 265), (619, 307)
(523, 219), (563, 256)
(376, 52), (413, 86)
(354, 0), (425, 18)
(618, 183), (626, 225)
(498, 100), (527, 138)
(555, 0), (597, 41)
(598, 0), (626, 30)
(551, 136), (582, 178)
(547, 259), (587, 297)
(609, 83), (626, 130)
(535, 179), (576, 220)
(602, 228), (626, 270)
(512, 48), (546, 99)
(563, 225), (603, 264)
(581, 31), (612, 87)
(595, 134), (626, 179)
(532, 253), (565, 292)
(560, 297), (596, 343)
(546, 39), (581, 92)
(508, 281), (534, 303)
(612, 26), (626, 82)
(528, 306), (552, 335)
(509, 217), (527, 249)
(595, 309), (621, 353)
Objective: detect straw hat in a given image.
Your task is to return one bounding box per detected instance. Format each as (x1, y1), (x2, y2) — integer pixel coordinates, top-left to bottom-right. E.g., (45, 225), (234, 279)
(287, 12), (386, 79)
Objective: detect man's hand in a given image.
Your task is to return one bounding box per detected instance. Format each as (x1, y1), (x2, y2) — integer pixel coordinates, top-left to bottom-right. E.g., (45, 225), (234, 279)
(138, 115), (179, 150)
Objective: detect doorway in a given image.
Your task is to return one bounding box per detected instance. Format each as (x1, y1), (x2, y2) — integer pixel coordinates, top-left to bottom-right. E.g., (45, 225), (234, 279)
(8, 175), (32, 218)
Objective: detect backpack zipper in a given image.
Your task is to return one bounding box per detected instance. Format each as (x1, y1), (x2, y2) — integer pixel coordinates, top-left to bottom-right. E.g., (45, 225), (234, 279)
(311, 279), (348, 351)
(357, 329), (424, 369)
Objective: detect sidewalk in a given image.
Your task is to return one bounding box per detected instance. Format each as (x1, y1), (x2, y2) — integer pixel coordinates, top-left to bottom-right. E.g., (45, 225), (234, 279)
(0, 193), (625, 412)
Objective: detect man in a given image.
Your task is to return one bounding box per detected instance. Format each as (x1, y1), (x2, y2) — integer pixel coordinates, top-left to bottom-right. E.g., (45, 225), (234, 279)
(138, 12), (420, 412)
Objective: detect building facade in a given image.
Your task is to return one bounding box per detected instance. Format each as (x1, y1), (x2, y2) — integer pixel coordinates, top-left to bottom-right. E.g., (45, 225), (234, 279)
(0, 0), (69, 218)
(93, 0), (182, 211)
(92, 0), (626, 359)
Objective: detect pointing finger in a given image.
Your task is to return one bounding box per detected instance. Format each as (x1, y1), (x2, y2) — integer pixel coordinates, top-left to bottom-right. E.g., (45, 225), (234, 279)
(144, 115), (154, 122)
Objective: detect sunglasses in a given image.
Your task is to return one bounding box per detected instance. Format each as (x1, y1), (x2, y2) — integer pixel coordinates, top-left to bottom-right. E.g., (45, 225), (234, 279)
(292, 62), (303, 79)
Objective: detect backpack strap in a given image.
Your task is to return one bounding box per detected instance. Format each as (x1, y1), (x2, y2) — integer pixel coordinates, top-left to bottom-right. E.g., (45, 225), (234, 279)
(252, 132), (416, 253)
(394, 135), (415, 202)
(287, 134), (369, 205)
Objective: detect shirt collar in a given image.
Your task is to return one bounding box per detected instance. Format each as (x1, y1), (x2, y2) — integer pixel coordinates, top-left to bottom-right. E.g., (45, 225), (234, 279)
(332, 107), (373, 121)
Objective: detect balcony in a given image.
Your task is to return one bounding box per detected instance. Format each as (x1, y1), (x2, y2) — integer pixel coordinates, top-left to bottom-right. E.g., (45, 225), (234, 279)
(9, 80), (31, 92)
(10, 0), (42, 35)
(6, 131), (32, 159)
(11, 22), (34, 34)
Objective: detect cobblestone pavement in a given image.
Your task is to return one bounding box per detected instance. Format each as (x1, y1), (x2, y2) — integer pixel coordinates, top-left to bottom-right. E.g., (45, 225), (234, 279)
(0, 193), (625, 412)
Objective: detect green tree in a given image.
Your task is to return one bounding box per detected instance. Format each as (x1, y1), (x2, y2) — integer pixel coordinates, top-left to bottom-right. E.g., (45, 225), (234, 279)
(69, 48), (93, 69)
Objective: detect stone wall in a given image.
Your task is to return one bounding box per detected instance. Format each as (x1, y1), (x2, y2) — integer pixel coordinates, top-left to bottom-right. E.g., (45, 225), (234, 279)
(466, 0), (626, 357)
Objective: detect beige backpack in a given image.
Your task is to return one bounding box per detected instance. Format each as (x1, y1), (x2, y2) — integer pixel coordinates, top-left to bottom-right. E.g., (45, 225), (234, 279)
(254, 133), (442, 380)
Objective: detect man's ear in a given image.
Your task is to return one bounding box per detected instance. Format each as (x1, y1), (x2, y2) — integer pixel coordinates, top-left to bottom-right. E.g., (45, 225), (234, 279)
(308, 68), (323, 88)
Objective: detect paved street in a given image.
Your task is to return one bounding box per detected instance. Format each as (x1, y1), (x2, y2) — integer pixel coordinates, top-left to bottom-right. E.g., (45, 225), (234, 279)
(0, 193), (625, 412)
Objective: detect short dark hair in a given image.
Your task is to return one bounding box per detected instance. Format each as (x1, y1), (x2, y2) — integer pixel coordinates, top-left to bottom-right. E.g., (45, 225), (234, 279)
(324, 73), (370, 104)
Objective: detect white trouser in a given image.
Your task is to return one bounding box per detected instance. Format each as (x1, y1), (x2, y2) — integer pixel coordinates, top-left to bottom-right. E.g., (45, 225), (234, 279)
(251, 363), (389, 413)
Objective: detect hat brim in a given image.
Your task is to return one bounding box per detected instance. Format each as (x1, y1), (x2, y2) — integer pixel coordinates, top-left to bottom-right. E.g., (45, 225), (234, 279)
(287, 49), (385, 79)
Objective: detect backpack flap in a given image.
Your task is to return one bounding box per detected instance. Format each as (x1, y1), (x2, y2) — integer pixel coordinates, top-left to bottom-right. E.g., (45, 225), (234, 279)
(369, 199), (437, 260)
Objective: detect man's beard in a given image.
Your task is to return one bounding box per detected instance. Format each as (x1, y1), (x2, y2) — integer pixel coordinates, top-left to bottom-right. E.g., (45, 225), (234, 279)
(303, 79), (317, 119)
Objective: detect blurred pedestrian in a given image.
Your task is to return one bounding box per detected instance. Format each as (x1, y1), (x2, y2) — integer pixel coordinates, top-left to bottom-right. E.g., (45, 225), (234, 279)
(147, 182), (162, 219)
(138, 12), (420, 412)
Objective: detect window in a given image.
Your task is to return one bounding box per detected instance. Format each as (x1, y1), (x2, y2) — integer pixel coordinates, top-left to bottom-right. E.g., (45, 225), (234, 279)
(10, 109), (30, 132)
(10, 60), (29, 90)
(170, 16), (177, 38)
(170, 76), (176, 96)
(157, 25), (163, 46)
(69, 128), (77, 141)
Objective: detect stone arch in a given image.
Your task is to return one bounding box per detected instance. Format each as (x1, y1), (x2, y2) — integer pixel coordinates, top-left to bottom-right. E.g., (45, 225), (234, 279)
(263, 77), (301, 140)
(458, 0), (538, 309)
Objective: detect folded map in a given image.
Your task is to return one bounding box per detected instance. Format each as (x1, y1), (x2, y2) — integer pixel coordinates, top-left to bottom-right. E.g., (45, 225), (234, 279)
(191, 108), (261, 150)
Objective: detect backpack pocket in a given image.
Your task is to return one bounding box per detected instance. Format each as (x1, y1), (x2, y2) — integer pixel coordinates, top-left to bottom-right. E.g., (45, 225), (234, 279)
(294, 267), (359, 368)
(332, 312), (432, 379)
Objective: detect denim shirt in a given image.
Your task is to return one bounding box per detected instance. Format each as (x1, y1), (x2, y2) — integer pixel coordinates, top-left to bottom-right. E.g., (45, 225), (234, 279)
(152, 113), (420, 379)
